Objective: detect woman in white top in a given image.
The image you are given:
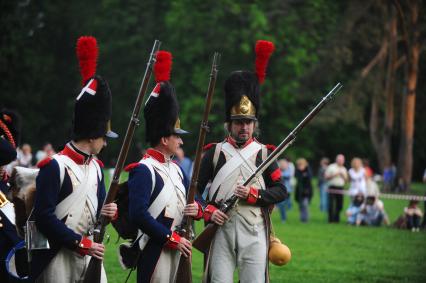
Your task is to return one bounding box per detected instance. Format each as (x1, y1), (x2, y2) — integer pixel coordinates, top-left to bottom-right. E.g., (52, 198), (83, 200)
(348, 157), (366, 197)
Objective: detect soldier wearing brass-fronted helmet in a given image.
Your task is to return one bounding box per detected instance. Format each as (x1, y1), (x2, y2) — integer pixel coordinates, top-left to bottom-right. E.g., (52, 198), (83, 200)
(197, 40), (289, 283)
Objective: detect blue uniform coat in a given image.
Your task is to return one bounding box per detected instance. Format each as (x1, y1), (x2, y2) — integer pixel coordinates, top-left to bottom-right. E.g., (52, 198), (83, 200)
(30, 145), (105, 281)
(127, 157), (189, 283)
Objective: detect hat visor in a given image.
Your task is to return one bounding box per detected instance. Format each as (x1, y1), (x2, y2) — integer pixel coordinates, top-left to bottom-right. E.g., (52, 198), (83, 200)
(174, 128), (189, 135)
(106, 130), (119, 139)
(230, 115), (257, 121)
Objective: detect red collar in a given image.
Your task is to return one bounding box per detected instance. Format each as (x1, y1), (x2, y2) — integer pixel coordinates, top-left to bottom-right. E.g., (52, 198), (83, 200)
(60, 143), (92, 165)
(226, 136), (254, 149)
(144, 148), (167, 163)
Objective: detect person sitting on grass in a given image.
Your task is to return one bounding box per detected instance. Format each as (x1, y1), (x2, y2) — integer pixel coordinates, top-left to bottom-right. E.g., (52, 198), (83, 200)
(356, 194), (389, 227)
(404, 200), (423, 232)
(346, 193), (364, 225)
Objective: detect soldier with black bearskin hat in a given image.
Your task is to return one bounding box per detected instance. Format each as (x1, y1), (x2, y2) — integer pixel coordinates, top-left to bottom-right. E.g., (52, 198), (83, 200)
(0, 109), (27, 282)
(197, 40), (288, 283)
(125, 50), (203, 283)
(30, 36), (118, 282)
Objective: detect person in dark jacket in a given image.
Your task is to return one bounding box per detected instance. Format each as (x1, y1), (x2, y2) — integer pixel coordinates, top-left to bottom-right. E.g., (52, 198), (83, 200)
(0, 109), (27, 282)
(295, 158), (313, 222)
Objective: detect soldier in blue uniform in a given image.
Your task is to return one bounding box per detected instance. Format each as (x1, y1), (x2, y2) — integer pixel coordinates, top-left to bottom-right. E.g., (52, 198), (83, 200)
(126, 51), (203, 283)
(31, 36), (118, 282)
(0, 109), (26, 283)
(197, 40), (288, 283)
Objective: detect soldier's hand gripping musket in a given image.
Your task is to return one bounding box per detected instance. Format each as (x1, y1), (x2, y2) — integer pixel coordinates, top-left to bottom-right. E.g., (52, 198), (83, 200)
(193, 82), (343, 254)
(175, 52), (220, 283)
(83, 39), (161, 283)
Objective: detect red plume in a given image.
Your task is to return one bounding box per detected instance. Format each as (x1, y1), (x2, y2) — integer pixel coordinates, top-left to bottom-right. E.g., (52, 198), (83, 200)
(76, 36), (98, 86)
(154, 51), (172, 82)
(255, 40), (275, 84)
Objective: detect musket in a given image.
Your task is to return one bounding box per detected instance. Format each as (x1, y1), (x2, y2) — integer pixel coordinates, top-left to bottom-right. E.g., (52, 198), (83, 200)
(192, 82), (343, 254)
(175, 52), (220, 283)
(83, 39), (161, 283)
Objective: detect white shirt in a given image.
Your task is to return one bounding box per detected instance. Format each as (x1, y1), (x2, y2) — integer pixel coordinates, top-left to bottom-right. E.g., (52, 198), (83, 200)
(348, 168), (366, 196)
(325, 163), (348, 187)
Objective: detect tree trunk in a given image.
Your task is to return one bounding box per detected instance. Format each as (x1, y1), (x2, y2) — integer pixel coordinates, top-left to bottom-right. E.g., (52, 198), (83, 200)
(379, 4), (397, 172)
(369, 3), (397, 173)
(397, 0), (420, 191)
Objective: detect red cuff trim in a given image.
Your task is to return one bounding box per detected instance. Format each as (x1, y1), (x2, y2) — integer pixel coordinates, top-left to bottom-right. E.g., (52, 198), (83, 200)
(165, 231), (181, 250)
(37, 157), (53, 168)
(270, 168), (281, 182)
(203, 204), (218, 222)
(246, 187), (259, 204)
(111, 210), (118, 221)
(124, 162), (141, 172)
(194, 202), (203, 220)
(77, 237), (92, 256)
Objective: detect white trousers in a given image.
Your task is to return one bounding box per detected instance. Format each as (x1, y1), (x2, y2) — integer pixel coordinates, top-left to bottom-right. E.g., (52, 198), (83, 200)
(208, 213), (267, 283)
(150, 248), (181, 283)
(35, 248), (107, 283)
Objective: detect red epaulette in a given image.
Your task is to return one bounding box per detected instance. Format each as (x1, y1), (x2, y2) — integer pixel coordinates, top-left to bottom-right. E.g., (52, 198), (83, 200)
(124, 162), (141, 172)
(265, 144), (277, 151)
(94, 158), (104, 168)
(203, 143), (217, 151)
(37, 157), (53, 168)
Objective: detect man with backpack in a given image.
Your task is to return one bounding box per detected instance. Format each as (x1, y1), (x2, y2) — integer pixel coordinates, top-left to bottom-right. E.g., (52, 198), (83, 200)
(125, 51), (203, 283)
(31, 36), (117, 282)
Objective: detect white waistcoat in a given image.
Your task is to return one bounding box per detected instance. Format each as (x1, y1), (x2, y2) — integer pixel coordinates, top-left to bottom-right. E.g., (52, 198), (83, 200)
(210, 142), (266, 225)
(54, 155), (100, 234)
(137, 157), (186, 250)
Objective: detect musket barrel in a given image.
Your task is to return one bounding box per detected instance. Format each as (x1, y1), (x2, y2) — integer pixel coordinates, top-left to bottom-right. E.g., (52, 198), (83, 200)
(193, 83), (343, 252)
(83, 40), (161, 283)
(175, 52), (220, 283)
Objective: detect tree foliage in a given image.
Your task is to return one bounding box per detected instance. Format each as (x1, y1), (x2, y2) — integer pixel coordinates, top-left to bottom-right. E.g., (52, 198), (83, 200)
(1, 0), (425, 180)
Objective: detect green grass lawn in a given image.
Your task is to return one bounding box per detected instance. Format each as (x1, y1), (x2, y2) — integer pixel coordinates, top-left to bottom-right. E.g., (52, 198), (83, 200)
(102, 174), (426, 282)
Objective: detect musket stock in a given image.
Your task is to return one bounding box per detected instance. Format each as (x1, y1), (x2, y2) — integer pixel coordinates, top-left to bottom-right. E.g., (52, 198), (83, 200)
(83, 40), (161, 283)
(193, 83), (343, 253)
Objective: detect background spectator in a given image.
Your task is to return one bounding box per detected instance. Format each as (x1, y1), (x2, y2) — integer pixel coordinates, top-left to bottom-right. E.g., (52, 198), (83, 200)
(423, 169), (426, 228)
(35, 142), (55, 163)
(404, 200), (423, 232)
(356, 194), (389, 227)
(295, 158), (313, 223)
(383, 162), (396, 192)
(346, 193), (365, 225)
(348, 157), (367, 198)
(362, 158), (373, 179)
(318, 157), (330, 212)
(175, 147), (193, 179)
(325, 154), (348, 223)
(276, 159), (293, 223)
(17, 143), (33, 167)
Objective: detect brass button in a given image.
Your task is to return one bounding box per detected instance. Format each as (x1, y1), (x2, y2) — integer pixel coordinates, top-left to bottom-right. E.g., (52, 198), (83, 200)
(0, 223), (3, 228)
